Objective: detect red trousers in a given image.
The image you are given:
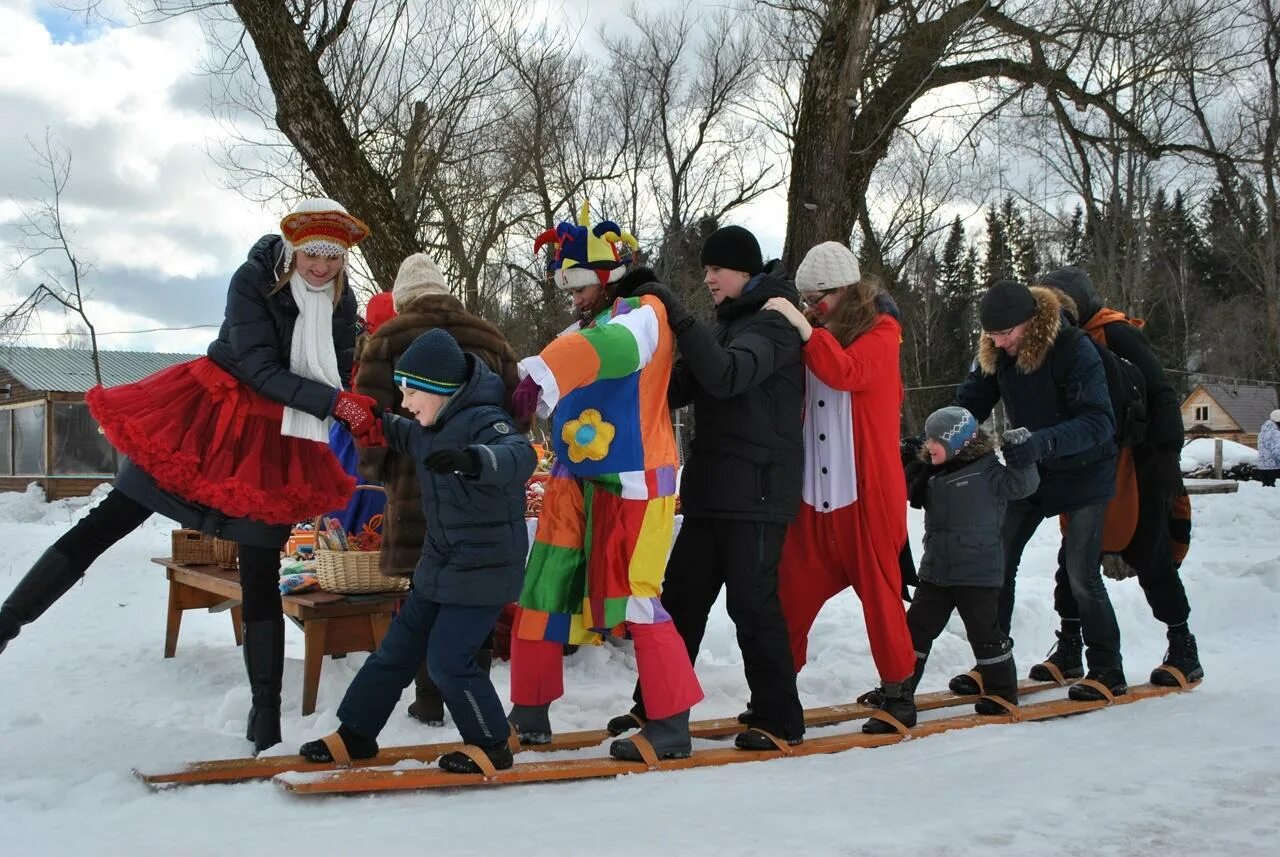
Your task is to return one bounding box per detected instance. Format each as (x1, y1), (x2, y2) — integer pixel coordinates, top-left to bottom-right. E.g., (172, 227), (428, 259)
(509, 610), (703, 720)
(778, 504), (915, 683)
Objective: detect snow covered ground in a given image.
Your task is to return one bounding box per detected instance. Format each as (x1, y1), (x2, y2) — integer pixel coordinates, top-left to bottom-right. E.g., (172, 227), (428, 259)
(2, 481), (1279, 856)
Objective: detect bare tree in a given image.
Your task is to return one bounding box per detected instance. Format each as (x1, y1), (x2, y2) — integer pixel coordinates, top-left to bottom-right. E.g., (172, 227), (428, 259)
(2, 133), (103, 385)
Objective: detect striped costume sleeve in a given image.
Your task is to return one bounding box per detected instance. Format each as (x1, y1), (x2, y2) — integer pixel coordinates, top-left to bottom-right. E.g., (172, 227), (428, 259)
(519, 297), (662, 416)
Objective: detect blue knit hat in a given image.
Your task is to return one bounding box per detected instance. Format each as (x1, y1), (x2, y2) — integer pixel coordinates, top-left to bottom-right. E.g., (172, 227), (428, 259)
(394, 328), (467, 395)
(924, 406), (978, 460)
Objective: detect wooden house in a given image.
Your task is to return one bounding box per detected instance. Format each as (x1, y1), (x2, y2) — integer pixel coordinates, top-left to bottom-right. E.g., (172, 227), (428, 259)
(0, 346), (201, 499)
(1181, 382), (1279, 447)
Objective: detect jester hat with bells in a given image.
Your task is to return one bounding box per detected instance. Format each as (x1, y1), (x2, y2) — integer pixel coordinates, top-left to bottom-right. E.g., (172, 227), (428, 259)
(279, 197), (371, 272)
(534, 201), (640, 290)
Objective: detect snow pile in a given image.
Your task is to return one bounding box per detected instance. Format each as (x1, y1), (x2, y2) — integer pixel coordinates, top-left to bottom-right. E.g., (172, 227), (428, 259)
(1181, 437), (1258, 473)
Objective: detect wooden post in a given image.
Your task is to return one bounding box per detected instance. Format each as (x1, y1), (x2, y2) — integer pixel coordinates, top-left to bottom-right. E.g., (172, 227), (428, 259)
(1213, 438), (1223, 479)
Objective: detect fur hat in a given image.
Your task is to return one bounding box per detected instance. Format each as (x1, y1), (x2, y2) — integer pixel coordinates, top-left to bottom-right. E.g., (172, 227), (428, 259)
(795, 241), (860, 292)
(979, 280), (1036, 332)
(279, 197), (370, 271)
(534, 201), (640, 290)
(1272, 409), (1280, 423)
(394, 328), (468, 395)
(393, 253), (449, 309)
(700, 225), (763, 275)
(925, 406), (978, 460)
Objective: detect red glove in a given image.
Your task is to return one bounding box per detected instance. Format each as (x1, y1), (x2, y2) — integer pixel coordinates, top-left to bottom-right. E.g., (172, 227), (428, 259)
(332, 390), (378, 438)
(358, 416), (387, 448)
(512, 375), (542, 422)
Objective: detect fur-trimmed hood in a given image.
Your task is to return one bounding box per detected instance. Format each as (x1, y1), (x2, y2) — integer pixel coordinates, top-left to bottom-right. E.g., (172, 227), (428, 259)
(976, 286), (1064, 376)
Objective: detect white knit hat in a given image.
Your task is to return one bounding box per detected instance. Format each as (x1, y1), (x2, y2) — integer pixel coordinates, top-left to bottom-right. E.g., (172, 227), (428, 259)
(795, 241), (861, 293)
(393, 253), (449, 310)
(1271, 408), (1280, 423)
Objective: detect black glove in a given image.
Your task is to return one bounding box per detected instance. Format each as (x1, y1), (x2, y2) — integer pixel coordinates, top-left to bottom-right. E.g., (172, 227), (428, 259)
(1002, 430), (1046, 468)
(900, 435), (925, 466)
(425, 447), (479, 476)
(632, 283), (694, 333)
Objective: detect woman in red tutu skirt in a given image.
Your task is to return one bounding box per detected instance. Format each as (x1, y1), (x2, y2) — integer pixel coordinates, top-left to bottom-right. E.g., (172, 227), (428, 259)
(0, 198), (385, 754)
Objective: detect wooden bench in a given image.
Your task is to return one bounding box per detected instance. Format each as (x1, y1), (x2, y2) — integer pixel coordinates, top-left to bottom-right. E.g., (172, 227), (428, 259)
(153, 557), (403, 715)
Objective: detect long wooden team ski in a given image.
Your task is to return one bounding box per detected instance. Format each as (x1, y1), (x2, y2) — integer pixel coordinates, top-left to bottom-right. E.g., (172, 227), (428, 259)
(276, 681), (1197, 796)
(134, 679), (1062, 788)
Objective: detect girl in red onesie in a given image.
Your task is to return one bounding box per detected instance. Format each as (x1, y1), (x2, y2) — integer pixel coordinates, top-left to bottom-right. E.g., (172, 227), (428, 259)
(763, 241), (917, 734)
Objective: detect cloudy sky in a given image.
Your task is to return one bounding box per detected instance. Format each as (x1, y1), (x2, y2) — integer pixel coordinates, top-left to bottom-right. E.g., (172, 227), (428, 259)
(0, 0), (792, 355)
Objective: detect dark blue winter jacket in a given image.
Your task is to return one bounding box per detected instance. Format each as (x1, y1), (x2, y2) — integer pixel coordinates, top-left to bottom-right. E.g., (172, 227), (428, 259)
(381, 355), (536, 606)
(207, 234), (360, 418)
(956, 286), (1116, 515)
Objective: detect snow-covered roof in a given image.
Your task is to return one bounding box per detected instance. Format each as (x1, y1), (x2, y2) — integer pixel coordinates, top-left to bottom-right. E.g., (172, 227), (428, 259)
(0, 346), (202, 394)
(1190, 382), (1278, 432)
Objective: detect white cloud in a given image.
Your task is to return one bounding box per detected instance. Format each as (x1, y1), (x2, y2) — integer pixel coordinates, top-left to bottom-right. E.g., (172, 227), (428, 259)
(0, 2), (275, 351)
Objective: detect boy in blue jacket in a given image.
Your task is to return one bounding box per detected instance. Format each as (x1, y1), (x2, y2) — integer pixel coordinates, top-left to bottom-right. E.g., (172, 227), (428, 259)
(898, 407), (1039, 715)
(300, 328), (535, 774)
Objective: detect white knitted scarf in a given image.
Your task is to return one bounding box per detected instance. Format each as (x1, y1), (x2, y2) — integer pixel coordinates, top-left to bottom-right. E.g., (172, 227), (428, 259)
(281, 270), (342, 441)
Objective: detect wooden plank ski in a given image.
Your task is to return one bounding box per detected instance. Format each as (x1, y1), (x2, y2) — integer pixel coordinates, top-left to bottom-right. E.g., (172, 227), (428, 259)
(133, 679), (1062, 788)
(277, 681), (1195, 795)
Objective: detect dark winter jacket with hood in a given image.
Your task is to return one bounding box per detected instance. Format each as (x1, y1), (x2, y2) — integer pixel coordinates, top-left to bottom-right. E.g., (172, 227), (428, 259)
(115, 234), (361, 548)
(1037, 265), (1183, 449)
(355, 293), (520, 578)
(913, 432), (1040, 587)
(671, 272), (805, 524)
(380, 355), (536, 606)
(956, 286), (1117, 515)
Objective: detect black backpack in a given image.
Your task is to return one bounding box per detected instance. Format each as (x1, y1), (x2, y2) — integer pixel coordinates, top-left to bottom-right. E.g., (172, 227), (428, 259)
(1051, 325), (1149, 447)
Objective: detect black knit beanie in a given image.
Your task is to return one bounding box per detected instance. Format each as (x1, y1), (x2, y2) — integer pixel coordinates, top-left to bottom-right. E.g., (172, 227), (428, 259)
(394, 328), (468, 394)
(700, 226), (763, 275)
(979, 280), (1036, 331)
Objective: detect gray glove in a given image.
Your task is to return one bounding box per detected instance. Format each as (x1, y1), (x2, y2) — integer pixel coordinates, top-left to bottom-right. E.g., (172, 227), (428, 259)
(1101, 553), (1138, 581)
(1002, 427), (1033, 446)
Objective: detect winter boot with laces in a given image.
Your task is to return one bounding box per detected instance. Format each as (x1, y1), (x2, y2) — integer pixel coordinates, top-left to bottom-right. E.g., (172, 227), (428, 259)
(507, 703), (552, 745)
(1028, 620), (1084, 683)
(972, 639), (1018, 716)
(860, 656), (926, 708)
(1151, 625), (1203, 686)
(861, 680), (917, 734)
(610, 710), (693, 761)
(1067, 666), (1128, 702)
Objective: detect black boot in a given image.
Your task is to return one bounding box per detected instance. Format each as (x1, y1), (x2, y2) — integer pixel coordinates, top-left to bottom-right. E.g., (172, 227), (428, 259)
(861, 656), (927, 707)
(948, 667), (981, 696)
(861, 681), (917, 734)
(438, 741), (515, 774)
(1028, 621), (1085, 683)
(972, 639), (1018, 715)
(1068, 666), (1128, 701)
(610, 710), (693, 761)
(0, 547), (84, 655)
(1151, 626), (1203, 686)
(606, 710), (645, 736)
(408, 662), (445, 726)
(508, 703), (552, 745)
(299, 723), (379, 763)
(243, 617), (285, 755)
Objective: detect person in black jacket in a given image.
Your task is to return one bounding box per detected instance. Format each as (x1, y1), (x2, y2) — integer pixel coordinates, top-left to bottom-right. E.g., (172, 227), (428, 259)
(904, 408), (1039, 715)
(299, 329), (536, 774)
(609, 225), (808, 750)
(1035, 266), (1203, 687)
(0, 198), (382, 754)
(954, 280), (1127, 702)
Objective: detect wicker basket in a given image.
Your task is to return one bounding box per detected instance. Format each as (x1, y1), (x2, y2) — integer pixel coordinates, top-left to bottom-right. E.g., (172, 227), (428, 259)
(212, 537), (239, 569)
(314, 548), (408, 594)
(171, 529), (217, 565)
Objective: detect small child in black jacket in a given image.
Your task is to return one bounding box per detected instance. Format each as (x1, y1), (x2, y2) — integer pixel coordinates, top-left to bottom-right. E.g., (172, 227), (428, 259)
(300, 329), (535, 773)
(904, 406), (1040, 714)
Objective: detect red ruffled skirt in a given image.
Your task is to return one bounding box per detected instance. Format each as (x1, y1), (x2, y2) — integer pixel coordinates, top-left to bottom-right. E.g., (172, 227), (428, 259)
(86, 357), (355, 525)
